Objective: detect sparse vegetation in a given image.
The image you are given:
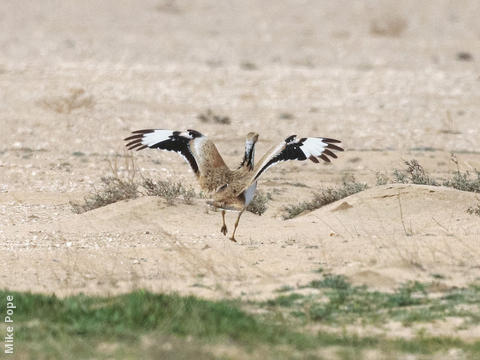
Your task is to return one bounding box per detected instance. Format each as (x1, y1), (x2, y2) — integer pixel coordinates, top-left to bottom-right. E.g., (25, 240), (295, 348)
(240, 61), (257, 70)
(70, 176), (139, 213)
(265, 274), (480, 328)
(197, 109), (231, 125)
(282, 178), (367, 219)
(369, 15), (407, 37)
(392, 159), (438, 185)
(7, 282), (480, 359)
(467, 201), (480, 216)
(70, 154), (199, 213)
(39, 87), (95, 114)
(375, 171), (389, 185)
(246, 190), (272, 215)
(278, 112), (294, 120)
(443, 170), (480, 193)
(142, 178), (196, 205)
(387, 158), (480, 194)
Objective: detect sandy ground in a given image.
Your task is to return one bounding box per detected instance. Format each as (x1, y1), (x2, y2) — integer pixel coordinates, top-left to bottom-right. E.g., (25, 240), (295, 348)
(1, 0), (480, 308)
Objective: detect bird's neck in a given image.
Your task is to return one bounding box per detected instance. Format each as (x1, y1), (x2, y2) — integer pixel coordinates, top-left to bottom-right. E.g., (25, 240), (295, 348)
(240, 140), (255, 170)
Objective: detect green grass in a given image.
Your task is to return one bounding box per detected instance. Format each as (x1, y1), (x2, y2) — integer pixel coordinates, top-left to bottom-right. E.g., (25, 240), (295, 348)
(264, 275), (480, 327)
(3, 281), (480, 359)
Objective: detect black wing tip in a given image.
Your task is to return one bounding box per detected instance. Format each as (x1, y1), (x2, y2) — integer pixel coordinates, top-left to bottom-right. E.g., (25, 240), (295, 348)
(186, 129), (203, 138)
(124, 129), (155, 141)
(132, 129), (155, 134)
(124, 134), (144, 141)
(326, 143), (344, 152)
(323, 149), (338, 159)
(321, 137), (342, 144)
(319, 154), (331, 163)
(124, 129), (157, 150)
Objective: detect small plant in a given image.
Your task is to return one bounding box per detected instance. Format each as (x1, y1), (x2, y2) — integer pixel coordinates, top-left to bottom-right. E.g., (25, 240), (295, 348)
(246, 190), (271, 215)
(393, 160), (437, 185)
(39, 88), (95, 114)
(70, 176), (138, 214)
(142, 178), (196, 205)
(467, 201), (480, 216)
(71, 153), (138, 213)
(307, 274), (351, 290)
(443, 170), (480, 193)
(375, 171), (389, 185)
(197, 109), (231, 125)
(71, 154), (199, 213)
(275, 285), (295, 293)
(282, 178), (367, 219)
(369, 15), (407, 37)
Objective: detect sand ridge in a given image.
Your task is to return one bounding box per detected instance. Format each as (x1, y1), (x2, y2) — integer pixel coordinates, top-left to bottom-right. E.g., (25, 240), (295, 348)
(0, 0), (479, 303)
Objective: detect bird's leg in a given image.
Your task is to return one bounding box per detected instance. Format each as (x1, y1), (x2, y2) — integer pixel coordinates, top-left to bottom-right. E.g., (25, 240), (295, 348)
(220, 210), (227, 236)
(229, 209), (245, 242)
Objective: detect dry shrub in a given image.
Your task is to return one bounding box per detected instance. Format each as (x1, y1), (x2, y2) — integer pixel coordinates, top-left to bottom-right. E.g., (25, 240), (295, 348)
(70, 176), (138, 214)
(370, 15), (407, 37)
(282, 178), (367, 219)
(390, 158), (480, 193)
(393, 160), (438, 186)
(443, 170), (480, 193)
(467, 202), (480, 216)
(70, 154), (138, 213)
(70, 154), (198, 213)
(142, 178), (196, 205)
(246, 191), (271, 215)
(197, 109), (231, 125)
(40, 88), (95, 114)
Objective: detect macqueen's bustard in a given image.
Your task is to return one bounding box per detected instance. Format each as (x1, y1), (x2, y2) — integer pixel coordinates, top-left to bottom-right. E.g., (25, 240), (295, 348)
(125, 129), (343, 241)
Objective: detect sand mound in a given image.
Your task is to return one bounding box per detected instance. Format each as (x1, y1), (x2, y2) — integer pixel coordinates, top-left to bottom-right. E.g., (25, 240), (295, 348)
(1, 184), (479, 298)
(291, 184), (480, 288)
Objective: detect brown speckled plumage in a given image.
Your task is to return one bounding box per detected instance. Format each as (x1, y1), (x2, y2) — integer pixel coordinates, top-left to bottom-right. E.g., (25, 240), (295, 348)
(125, 129), (343, 241)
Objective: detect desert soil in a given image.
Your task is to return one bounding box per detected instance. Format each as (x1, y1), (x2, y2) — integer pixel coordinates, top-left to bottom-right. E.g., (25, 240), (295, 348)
(1, 0), (480, 312)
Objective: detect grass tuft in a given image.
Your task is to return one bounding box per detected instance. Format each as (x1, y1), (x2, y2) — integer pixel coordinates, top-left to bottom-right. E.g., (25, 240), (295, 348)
(246, 190), (272, 215)
(197, 109), (231, 125)
(282, 178), (367, 219)
(467, 201), (480, 216)
(142, 178), (196, 205)
(71, 154), (199, 213)
(70, 176), (139, 214)
(443, 170), (480, 193)
(388, 158), (480, 195)
(39, 88), (95, 114)
(393, 160), (438, 185)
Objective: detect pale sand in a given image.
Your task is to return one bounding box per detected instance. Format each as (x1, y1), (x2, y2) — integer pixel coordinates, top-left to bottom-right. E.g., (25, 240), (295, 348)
(1, 1), (480, 340)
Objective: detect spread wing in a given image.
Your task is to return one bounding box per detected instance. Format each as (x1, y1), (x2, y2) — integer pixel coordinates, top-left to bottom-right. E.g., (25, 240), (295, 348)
(125, 129), (203, 175)
(250, 135), (343, 183)
(124, 129), (230, 191)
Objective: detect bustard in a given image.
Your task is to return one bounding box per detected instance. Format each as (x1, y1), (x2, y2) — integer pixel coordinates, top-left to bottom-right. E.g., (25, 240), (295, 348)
(124, 129), (343, 241)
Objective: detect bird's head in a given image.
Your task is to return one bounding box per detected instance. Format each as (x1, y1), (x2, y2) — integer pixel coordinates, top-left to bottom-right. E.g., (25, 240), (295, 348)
(246, 132), (259, 144)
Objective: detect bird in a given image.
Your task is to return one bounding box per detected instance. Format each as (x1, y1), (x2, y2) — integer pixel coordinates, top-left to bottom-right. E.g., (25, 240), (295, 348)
(124, 129), (343, 241)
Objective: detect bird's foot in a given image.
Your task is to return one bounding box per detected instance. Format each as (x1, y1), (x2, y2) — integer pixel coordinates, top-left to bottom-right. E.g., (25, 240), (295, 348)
(229, 236), (237, 243)
(220, 225), (228, 236)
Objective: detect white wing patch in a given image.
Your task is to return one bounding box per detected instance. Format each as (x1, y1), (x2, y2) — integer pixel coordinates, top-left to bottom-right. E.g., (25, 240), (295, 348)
(141, 130), (191, 147)
(124, 129), (202, 175)
(299, 138), (328, 158)
(251, 135), (343, 182)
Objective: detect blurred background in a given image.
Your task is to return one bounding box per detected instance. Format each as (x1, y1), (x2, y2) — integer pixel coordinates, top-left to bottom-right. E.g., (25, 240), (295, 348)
(1, 0), (479, 159)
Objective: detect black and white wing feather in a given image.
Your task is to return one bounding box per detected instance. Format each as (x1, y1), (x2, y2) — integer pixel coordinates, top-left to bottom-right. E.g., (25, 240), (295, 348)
(251, 135), (343, 182)
(124, 129), (203, 175)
